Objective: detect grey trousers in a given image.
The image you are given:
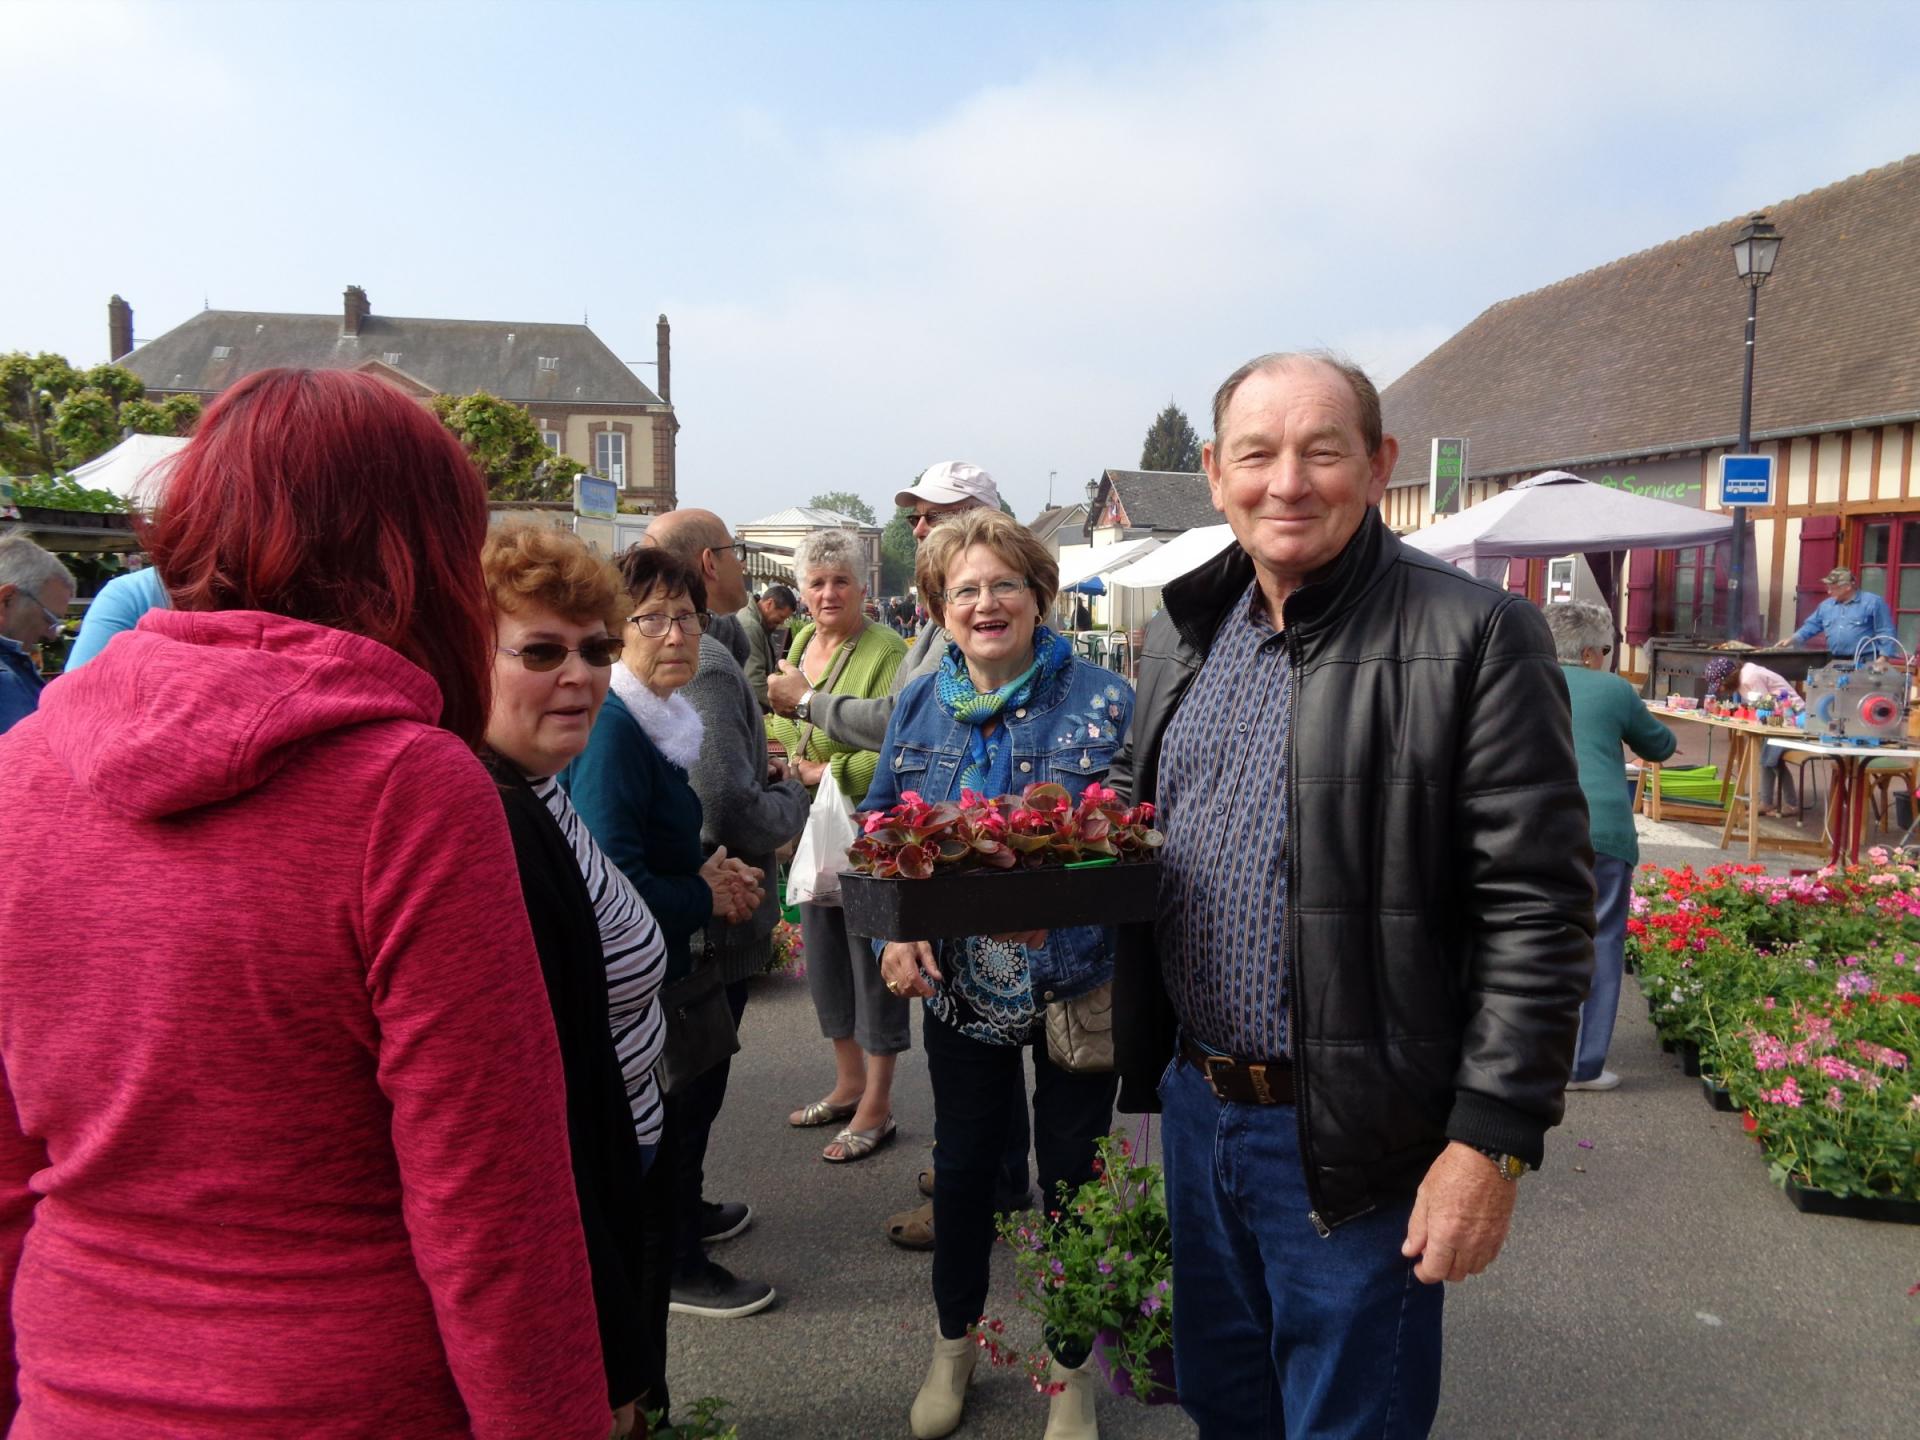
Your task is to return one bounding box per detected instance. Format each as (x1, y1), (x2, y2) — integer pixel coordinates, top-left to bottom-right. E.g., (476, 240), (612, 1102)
(801, 902), (912, 1056)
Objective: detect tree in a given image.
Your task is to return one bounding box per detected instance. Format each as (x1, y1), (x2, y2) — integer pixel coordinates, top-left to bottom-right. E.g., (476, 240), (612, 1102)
(880, 506), (917, 593)
(0, 351), (200, 479)
(1139, 401), (1201, 473)
(809, 490), (878, 526)
(431, 390), (585, 502)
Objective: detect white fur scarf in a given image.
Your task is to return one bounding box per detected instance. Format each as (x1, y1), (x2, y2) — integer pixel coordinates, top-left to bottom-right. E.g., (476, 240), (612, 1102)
(609, 666), (704, 770)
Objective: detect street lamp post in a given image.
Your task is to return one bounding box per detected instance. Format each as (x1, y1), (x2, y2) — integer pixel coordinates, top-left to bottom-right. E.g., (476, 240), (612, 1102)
(1726, 212), (1782, 639)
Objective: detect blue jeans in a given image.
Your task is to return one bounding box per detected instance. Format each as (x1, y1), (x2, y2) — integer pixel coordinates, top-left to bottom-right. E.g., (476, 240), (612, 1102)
(1159, 1057), (1443, 1439)
(1573, 855), (1631, 1082)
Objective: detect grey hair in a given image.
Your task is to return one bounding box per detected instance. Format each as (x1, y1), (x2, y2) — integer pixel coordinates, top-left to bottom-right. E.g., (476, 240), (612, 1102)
(791, 527), (865, 592)
(1543, 601), (1614, 663)
(1210, 350), (1384, 457)
(0, 533), (75, 602)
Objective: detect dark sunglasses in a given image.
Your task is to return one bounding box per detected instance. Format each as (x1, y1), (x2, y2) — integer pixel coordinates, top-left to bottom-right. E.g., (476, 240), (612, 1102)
(497, 637), (625, 672)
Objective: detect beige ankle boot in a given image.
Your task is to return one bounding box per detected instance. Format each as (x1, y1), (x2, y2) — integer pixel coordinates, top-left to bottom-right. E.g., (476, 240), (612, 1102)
(1041, 1353), (1098, 1440)
(910, 1331), (978, 1439)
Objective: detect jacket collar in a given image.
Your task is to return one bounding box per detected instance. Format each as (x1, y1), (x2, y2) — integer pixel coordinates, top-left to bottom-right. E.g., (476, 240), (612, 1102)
(1163, 507), (1398, 656)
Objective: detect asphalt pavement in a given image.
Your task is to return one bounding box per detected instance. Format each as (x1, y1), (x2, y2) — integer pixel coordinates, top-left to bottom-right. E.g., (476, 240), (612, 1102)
(665, 816), (1916, 1439)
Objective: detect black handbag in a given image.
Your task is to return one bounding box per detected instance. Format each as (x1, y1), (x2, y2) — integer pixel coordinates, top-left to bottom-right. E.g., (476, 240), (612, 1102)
(656, 958), (740, 1096)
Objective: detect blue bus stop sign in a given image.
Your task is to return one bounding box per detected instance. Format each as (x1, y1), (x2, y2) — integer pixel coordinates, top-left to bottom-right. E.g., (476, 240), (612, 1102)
(1717, 453), (1773, 507)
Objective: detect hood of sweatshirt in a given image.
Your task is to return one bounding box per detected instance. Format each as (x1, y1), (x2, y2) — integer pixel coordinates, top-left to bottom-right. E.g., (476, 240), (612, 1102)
(38, 608), (445, 820)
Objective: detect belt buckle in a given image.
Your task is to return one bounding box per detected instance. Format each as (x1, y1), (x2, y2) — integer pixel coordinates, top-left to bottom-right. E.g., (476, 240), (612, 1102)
(1247, 1063), (1275, 1106)
(1201, 1054), (1234, 1100)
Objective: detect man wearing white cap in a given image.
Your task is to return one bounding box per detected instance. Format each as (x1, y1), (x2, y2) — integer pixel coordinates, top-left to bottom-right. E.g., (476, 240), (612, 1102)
(767, 460), (1031, 1247)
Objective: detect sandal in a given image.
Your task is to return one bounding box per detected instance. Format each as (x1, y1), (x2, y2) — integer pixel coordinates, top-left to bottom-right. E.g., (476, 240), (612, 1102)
(823, 1116), (897, 1163)
(789, 1096), (860, 1128)
(886, 1199), (935, 1250)
(917, 1165), (935, 1198)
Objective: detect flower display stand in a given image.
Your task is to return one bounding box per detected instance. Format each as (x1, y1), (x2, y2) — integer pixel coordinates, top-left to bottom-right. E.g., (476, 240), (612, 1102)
(838, 861), (1161, 942)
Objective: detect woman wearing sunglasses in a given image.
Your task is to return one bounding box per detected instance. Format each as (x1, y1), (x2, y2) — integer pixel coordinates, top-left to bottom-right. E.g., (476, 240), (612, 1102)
(480, 523), (674, 1435)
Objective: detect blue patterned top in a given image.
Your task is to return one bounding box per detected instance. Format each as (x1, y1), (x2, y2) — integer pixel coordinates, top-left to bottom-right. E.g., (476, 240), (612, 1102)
(1155, 580), (1291, 1060)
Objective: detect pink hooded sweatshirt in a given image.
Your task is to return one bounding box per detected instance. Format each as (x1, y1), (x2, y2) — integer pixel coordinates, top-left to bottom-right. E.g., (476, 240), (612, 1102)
(0, 610), (608, 1438)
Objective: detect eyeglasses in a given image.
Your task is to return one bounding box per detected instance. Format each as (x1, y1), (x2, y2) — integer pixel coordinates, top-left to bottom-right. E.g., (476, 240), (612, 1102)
(941, 578), (1029, 609)
(911, 506), (967, 527)
(497, 637), (625, 671)
(627, 610), (713, 638)
(730, 540), (749, 564)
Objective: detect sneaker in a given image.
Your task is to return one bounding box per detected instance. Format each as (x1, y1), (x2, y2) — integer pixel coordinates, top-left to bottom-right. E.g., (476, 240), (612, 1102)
(697, 1199), (752, 1244)
(668, 1260), (776, 1319)
(1566, 1070), (1621, 1091)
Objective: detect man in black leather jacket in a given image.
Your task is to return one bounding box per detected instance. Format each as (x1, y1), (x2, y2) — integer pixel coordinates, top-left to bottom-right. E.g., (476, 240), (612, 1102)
(1110, 352), (1594, 1438)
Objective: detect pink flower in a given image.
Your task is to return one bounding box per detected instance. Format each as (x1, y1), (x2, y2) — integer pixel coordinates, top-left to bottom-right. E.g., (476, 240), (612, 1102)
(1825, 1086), (1845, 1112)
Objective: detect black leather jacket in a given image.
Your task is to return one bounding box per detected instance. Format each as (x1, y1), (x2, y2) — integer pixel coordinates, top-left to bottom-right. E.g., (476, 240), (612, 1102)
(1110, 510), (1595, 1231)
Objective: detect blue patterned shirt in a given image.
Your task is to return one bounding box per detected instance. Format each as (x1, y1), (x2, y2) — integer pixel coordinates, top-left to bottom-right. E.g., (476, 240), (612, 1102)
(1155, 581), (1291, 1060)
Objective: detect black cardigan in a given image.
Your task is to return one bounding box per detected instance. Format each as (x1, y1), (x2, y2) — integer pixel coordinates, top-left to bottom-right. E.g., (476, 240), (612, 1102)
(483, 751), (654, 1408)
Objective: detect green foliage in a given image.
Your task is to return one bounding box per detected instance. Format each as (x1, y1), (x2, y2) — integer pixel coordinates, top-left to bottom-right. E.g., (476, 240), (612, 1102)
(976, 1126), (1174, 1402)
(0, 350), (186, 478)
(431, 391), (586, 502)
(7, 473), (128, 513)
(808, 489), (878, 526)
(880, 504), (916, 592)
(643, 1396), (738, 1438)
(1139, 401), (1201, 473)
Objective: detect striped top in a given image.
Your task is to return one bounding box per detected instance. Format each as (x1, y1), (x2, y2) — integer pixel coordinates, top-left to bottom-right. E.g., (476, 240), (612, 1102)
(533, 775), (668, 1147)
(1154, 580), (1292, 1060)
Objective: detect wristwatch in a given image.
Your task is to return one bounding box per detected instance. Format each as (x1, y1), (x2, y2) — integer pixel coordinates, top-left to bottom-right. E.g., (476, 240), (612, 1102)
(1471, 1145), (1526, 1181)
(795, 688), (816, 723)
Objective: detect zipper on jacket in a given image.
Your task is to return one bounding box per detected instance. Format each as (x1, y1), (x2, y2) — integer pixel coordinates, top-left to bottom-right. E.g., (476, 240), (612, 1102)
(1282, 624), (1331, 1238)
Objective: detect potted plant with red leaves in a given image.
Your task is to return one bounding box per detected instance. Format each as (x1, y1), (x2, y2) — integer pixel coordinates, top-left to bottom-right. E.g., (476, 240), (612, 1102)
(839, 783), (1163, 940)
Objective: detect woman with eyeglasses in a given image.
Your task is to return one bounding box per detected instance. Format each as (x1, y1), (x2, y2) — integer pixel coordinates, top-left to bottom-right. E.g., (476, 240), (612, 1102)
(0, 371), (614, 1438)
(860, 508), (1131, 1440)
(479, 523), (674, 1435)
(1545, 601), (1676, 1095)
(764, 528), (909, 1163)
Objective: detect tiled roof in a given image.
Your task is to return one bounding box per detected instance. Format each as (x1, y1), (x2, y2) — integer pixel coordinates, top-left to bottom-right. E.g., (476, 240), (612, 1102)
(119, 309), (662, 406)
(1104, 469), (1214, 532)
(740, 506), (877, 531)
(1026, 503), (1088, 543)
(1381, 153), (1920, 486)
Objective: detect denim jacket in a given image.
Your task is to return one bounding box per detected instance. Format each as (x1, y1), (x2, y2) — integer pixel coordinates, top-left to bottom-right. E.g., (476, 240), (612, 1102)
(860, 652), (1136, 1004)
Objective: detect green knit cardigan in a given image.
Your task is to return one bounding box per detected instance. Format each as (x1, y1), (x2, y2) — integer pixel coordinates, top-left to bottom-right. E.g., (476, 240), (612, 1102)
(764, 621), (907, 804)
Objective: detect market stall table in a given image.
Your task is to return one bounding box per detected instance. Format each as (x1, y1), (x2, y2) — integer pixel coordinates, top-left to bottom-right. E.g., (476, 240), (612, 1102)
(1766, 738), (1920, 866)
(1640, 705), (1830, 861)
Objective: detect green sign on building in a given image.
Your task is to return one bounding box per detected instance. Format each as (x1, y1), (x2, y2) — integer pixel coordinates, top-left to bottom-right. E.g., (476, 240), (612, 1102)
(1429, 438), (1468, 515)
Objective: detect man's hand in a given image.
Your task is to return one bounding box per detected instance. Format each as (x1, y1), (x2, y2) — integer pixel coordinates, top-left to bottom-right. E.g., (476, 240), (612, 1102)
(767, 661), (809, 717)
(794, 756), (827, 787)
(1400, 1141), (1518, 1284)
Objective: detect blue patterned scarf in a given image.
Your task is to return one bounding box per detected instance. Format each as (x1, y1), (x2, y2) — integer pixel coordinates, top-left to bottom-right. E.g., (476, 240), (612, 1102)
(936, 626), (1073, 795)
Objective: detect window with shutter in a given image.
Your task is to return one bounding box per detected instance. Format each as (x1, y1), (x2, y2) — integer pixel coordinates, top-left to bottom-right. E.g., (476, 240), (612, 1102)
(1795, 516), (1841, 634)
(1624, 548), (1656, 647)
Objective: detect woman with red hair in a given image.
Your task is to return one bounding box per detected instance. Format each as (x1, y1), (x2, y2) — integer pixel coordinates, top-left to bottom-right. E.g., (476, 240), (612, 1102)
(0, 369), (614, 1438)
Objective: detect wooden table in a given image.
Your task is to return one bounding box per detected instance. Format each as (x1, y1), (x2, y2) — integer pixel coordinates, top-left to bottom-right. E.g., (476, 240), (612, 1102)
(1640, 706), (1830, 860)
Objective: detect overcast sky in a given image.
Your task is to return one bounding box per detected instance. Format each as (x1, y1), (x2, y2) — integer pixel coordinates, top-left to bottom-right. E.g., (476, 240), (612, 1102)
(5, 0), (1919, 524)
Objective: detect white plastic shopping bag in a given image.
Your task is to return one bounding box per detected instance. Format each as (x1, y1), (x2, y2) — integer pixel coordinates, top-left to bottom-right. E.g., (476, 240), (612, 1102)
(786, 762), (857, 906)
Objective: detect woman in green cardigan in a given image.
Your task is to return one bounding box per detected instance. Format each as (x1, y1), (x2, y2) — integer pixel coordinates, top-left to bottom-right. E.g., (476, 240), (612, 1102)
(767, 528), (908, 1162)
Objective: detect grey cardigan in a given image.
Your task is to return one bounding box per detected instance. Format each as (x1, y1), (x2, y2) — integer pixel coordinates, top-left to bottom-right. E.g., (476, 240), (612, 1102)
(686, 619), (811, 983)
(807, 622), (947, 751)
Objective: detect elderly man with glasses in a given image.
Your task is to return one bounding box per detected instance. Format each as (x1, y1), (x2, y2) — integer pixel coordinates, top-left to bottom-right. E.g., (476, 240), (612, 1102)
(0, 535), (75, 736)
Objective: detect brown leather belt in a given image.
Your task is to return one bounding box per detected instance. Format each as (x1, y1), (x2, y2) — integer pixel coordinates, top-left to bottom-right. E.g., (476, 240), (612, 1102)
(1180, 1036), (1294, 1106)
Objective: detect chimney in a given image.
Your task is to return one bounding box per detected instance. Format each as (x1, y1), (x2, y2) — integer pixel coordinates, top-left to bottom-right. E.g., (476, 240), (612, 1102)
(343, 285), (371, 337)
(108, 294), (134, 361)
(656, 313), (671, 403)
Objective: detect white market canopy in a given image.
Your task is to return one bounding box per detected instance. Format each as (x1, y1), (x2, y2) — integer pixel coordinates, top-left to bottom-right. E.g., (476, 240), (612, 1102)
(1402, 470), (1733, 581)
(66, 434), (187, 509)
(1107, 524), (1237, 588)
(1055, 535), (1162, 591)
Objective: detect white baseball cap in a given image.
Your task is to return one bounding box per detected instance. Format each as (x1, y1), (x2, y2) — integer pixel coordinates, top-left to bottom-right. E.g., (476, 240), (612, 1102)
(896, 460), (1000, 511)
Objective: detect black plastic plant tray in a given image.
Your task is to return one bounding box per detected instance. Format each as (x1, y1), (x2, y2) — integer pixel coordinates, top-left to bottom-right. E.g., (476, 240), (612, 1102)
(837, 861), (1162, 942)
(1782, 1180), (1920, 1225)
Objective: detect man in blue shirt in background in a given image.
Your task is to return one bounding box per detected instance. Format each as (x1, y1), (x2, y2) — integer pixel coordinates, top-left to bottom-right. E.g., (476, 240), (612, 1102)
(1783, 566), (1898, 660)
